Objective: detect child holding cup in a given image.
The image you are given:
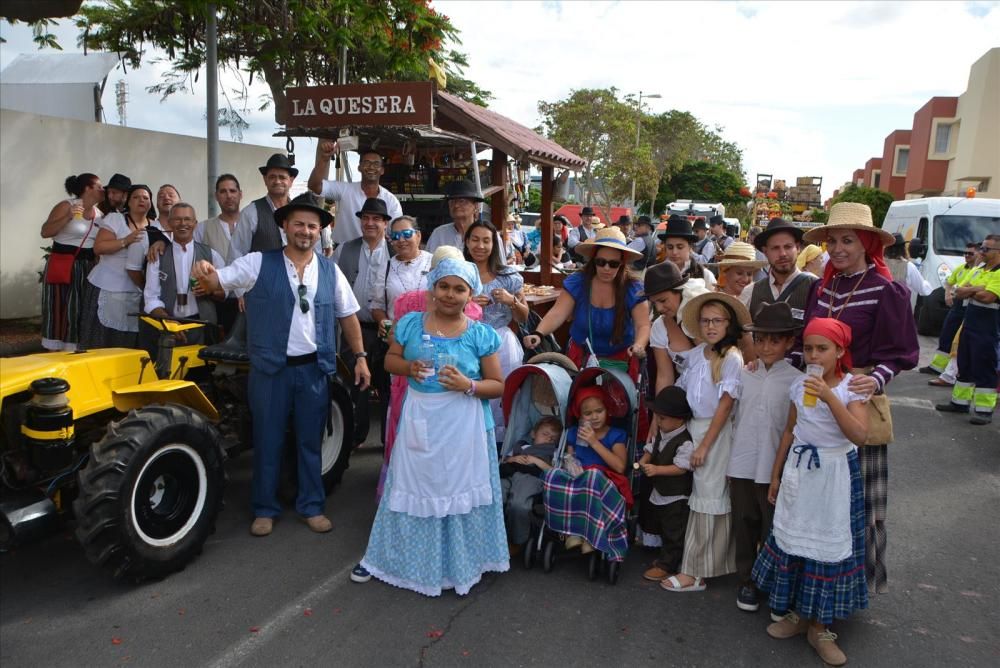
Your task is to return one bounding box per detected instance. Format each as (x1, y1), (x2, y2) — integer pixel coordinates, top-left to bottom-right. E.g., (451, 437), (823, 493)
(751, 317), (869, 667)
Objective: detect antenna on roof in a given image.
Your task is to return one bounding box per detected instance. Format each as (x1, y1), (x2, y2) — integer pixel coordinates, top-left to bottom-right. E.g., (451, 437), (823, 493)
(114, 79), (128, 127)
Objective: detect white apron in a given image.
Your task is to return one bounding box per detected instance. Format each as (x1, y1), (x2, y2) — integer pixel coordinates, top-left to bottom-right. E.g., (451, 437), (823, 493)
(772, 442), (854, 563)
(687, 416), (734, 515)
(387, 390), (493, 518)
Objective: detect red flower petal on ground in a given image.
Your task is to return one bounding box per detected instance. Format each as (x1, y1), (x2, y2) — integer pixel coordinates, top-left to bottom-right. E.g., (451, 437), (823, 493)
(111, 637), (123, 645)
(427, 629), (444, 639)
(303, 609), (313, 617)
(249, 626), (260, 633)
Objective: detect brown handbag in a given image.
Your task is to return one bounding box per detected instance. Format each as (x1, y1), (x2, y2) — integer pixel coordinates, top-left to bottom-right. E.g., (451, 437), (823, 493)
(851, 366), (894, 445)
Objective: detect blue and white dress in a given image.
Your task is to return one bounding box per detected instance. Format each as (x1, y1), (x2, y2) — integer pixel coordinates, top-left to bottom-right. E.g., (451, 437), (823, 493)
(361, 311), (509, 596)
(481, 269), (525, 442)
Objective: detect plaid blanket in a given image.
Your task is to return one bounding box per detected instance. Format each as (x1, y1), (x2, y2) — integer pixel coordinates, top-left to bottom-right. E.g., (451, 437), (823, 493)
(543, 468), (629, 562)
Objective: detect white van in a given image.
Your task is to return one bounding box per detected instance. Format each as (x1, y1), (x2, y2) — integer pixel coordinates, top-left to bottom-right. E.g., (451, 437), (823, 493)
(881, 196), (1000, 335)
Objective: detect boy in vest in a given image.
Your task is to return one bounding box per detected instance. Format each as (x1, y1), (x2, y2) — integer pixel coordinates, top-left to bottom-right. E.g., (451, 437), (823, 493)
(143, 202), (225, 344)
(193, 193), (371, 537)
(729, 302), (803, 613)
(637, 386), (695, 583)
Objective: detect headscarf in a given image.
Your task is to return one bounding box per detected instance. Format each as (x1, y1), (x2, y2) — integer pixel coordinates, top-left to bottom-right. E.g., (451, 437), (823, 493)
(818, 229), (892, 291)
(571, 386), (607, 419)
(796, 244), (824, 271)
(803, 317), (853, 375)
(426, 257), (483, 295)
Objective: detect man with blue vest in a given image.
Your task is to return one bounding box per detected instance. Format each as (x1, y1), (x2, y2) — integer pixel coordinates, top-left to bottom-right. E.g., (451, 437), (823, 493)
(193, 193), (371, 537)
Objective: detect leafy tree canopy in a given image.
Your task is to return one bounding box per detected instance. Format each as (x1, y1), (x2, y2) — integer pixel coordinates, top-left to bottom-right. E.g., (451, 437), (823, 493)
(67, 0), (490, 124)
(830, 184), (895, 227)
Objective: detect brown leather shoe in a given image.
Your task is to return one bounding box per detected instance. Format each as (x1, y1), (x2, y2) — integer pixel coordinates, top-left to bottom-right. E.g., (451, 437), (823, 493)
(808, 626), (847, 666)
(250, 517), (273, 537)
(304, 515), (333, 533)
(643, 566), (672, 581)
(766, 612), (809, 639)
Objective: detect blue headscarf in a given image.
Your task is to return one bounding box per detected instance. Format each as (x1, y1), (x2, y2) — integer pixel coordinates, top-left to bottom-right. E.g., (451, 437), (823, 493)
(426, 257), (483, 295)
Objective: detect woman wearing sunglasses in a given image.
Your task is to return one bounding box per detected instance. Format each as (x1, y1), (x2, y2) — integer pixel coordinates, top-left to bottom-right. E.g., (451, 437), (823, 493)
(371, 216), (433, 335)
(523, 228), (650, 379)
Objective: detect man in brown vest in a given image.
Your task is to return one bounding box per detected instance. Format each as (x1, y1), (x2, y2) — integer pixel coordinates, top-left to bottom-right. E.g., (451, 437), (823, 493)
(744, 218), (815, 326)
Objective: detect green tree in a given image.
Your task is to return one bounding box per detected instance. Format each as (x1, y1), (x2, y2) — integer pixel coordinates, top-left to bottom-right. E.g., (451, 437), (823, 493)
(829, 184), (895, 227)
(656, 160), (751, 223)
(69, 0), (489, 124)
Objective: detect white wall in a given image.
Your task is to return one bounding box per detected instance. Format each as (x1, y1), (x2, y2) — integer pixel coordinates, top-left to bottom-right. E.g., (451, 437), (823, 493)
(0, 109), (282, 319)
(0, 83), (98, 123)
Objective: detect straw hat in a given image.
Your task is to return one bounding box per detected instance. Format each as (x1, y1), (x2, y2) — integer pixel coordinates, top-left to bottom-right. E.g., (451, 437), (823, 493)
(680, 291), (752, 343)
(803, 202), (895, 246)
(575, 227), (643, 261)
(707, 241), (767, 270)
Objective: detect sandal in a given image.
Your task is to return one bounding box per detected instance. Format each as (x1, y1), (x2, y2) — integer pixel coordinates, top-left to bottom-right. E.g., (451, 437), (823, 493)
(660, 575), (706, 592)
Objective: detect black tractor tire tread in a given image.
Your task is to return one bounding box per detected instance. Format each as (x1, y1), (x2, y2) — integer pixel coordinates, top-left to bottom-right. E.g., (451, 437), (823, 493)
(73, 404), (226, 581)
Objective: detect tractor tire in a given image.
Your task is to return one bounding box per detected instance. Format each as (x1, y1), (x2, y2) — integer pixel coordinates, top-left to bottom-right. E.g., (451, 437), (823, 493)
(320, 383), (353, 492)
(73, 404), (225, 581)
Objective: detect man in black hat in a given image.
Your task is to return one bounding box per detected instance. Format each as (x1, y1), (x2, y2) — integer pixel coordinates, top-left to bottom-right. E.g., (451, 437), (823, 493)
(614, 214), (633, 241)
(567, 205), (599, 260)
(228, 153), (297, 262)
(99, 173), (131, 215)
(691, 218), (715, 263)
(309, 140), (403, 250)
(426, 180), (504, 258)
(658, 215), (716, 289)
(709, 215), (733, 254)
(193, 193), (370, 538)
(628, 215), (658, 270)
(334, 197), (393, 446)
(744, 218), (814, 328)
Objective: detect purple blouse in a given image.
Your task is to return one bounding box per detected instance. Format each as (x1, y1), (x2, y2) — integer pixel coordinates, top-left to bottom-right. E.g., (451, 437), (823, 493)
(803, 265), (919, 392)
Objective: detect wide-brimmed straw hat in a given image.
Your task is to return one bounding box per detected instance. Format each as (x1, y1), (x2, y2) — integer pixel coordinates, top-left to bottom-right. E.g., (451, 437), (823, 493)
(681, 291), (752, 343)
(707, 241), (767, 270)
(803, 202), (895, 246)
(575, 227), (643, 261)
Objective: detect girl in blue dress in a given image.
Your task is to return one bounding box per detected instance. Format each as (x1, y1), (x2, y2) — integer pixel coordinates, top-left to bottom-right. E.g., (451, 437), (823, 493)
(357, 258), (509, 596)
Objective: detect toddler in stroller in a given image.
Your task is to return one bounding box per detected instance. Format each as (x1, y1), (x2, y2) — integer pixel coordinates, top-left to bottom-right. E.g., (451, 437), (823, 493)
(500, 416), (562, 553)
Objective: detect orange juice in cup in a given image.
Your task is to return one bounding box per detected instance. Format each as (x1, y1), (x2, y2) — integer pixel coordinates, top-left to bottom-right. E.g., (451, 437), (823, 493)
(803, 364), (824, 407)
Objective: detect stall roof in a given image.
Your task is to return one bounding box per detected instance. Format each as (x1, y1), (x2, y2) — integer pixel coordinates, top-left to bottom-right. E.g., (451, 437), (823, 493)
(434, 91), (586, 170)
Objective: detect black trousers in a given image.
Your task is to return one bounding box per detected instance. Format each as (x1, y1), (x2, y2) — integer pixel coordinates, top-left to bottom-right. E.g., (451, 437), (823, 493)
(641, 498), (689, 573)
(730, 477), (773, 585)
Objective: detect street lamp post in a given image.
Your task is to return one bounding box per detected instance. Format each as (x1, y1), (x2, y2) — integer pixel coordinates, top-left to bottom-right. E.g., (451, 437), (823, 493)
(630, 91), (661, 216)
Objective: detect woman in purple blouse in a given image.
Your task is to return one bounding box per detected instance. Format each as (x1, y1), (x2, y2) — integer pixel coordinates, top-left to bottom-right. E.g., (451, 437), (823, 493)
(801, 203), (919, 595)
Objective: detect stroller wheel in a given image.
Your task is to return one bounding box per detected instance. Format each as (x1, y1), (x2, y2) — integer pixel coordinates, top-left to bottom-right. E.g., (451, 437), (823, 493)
(607, 560), (620, 585)
(523, 538), (534, 569)
(587, 552), (600, 581)
(542, 540), (555, 573)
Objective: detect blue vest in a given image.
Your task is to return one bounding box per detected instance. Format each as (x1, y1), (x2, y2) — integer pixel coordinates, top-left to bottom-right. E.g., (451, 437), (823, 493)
(245, 250), (338, 375)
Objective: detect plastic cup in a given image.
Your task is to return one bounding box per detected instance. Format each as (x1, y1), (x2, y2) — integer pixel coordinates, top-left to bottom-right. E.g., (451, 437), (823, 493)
(438, 353), (458, 369)
(804, 364), (824, 407)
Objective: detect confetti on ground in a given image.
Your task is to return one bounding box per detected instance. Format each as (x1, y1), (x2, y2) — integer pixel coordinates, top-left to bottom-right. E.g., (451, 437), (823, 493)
(249, 626), (260, 634)
(111, 638), (123, 645)
(303, 609), (313, 617)
(427, 629), (444, 639)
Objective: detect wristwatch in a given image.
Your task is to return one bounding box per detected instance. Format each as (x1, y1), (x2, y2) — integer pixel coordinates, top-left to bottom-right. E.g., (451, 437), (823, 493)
(355, 351), (368, 359)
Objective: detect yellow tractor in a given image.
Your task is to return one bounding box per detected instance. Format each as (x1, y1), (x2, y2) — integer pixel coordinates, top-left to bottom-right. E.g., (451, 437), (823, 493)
(0, 316), (354, 579)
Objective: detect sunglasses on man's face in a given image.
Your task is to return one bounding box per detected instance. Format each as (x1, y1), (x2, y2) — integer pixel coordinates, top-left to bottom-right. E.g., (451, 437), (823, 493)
(297, 284), (309, 314)
(390, 229), (416, 241)
(979, 245), (998, 253)
(592, 258), (622, 269)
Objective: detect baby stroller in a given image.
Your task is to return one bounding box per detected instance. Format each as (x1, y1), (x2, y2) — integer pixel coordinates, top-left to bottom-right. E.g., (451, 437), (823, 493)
(499, 353), (576, 570)
(537, 365), (642, 585)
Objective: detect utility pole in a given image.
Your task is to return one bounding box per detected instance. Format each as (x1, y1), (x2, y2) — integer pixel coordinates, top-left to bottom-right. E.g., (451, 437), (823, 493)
(206, 3), (219, 217)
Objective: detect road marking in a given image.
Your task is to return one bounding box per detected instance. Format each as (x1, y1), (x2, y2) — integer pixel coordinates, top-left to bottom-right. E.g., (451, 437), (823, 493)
(889, 396), (935, 410)
(209, 560), (356, 668)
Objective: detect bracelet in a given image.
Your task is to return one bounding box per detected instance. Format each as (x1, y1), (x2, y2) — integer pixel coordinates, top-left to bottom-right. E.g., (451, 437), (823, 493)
(531, 329), (546, 338)
(464, 380), (477, 396)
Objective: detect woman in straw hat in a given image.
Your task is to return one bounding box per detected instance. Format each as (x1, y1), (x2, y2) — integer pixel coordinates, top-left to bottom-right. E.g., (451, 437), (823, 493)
(708, 241), (768, 305)
(800, 202), (919, 595)
(661, 291), (751, 593)
(523, 228), (650, 380)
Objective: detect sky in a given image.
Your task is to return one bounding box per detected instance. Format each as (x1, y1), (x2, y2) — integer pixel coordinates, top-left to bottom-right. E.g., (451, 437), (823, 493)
(2, 1), (998, 202)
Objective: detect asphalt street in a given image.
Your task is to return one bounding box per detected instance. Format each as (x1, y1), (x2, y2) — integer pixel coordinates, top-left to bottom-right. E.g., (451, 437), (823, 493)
(1, 336), (998, 667)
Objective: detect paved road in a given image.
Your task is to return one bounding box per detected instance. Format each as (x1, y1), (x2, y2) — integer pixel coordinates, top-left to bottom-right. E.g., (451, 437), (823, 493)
(2, 337), (998, 667)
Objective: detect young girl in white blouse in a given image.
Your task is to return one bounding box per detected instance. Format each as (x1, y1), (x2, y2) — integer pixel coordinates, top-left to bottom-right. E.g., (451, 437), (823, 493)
(661, 292), (751, 593)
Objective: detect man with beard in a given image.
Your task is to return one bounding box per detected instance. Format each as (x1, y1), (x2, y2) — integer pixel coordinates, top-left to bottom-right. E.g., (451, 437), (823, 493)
(309, 141), (402, 250)
(743, 218), (815, 331)
(195, 174), (243, 331)
(229, 153), (296, 262)
(193, 193), (370, 537)
(98, 173), (131, 215)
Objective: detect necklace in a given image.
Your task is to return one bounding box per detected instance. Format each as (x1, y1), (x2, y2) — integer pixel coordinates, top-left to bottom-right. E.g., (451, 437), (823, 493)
(826, 266), (870, 320)
(427, 312), (467, 337)
(390, 255), (426, 293)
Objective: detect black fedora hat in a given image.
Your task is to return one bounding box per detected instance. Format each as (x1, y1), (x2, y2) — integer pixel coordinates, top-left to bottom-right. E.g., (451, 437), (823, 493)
(651, 386), (692, 419)
(744, 301), (802, 333)
(259, 153), (299, 178)
(580, 206), (596, 216)
(753, 217), (803, 250)
(709, 215), (725, 227)
(636, 215), (652, 227)
(356, 197), (392, 221)
(692, 218), (709, 231)
(106, 173), (131, 192)
(891, 233), (906, 248)
(615, 215), (632, 226)
(644, 261), (687, 296)
(657, 215), (698, 242)
(274, 192), (332, 228)
(444, 180), (485, 202)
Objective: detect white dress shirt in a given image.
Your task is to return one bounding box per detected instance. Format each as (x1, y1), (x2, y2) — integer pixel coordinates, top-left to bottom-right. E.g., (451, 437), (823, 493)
(729, 359), (803, 483)
(643, 424), (694, 506)
(216, 251), (359, 356)
(144, 240), (225, 317)
(318, 180), (403, 247)
(371, 250), (432, 319)
(334, 238), (389, 322)
(905, 261), (932, 296)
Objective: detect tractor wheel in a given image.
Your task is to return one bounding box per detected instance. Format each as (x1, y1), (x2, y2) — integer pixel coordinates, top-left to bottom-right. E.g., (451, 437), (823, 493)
(320, 385), (353, 492)
(74, 404), (225, 581)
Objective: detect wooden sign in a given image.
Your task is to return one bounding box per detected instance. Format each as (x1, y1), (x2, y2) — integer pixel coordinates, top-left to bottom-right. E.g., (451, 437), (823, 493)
(285, 82), (434, 127)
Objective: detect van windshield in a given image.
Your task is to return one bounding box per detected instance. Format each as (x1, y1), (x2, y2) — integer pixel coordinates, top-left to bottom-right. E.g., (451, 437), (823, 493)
(933, 215), (1000, 256)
